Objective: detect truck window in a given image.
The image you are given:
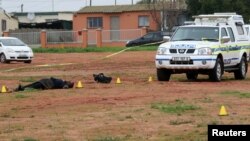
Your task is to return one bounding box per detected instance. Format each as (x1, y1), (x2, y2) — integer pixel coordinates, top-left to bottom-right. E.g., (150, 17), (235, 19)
(171, 27), (219, 42)
(235, 22), (244, 35)
(227, 27), (235, 42)
(245, 27), (249, 34)
(221, 28), (228, 37)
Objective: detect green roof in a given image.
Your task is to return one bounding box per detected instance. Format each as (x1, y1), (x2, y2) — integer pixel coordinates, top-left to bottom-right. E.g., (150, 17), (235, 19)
(77, 5), (150, 13)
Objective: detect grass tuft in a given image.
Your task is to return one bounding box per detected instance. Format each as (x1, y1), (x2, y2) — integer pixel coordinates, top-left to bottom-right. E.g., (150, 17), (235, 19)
(92, 137), (124, 141)
(15, 94), (29, 99)
(220, 90), (250, 98)
(151, 101), (199, 114)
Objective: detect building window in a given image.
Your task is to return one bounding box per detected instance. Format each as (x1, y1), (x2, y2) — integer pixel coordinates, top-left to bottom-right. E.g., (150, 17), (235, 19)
(2, 20), (6, 31)
(138, 16), (149, 27)
(87, 17), (103, 28)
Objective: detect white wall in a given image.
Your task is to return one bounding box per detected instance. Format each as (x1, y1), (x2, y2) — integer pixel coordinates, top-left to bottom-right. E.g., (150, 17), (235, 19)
(0, 11), (18, 36)
(17, 12), (73, 23)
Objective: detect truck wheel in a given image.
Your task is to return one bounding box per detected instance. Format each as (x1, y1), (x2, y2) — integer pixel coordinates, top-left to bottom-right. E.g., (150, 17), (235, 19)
(157, 68), (171, 81)
(234, 56), (247, 80)
(0, 54), (10, 64)
(24, 60), (32, 64)
(186, 71), (198, 80)
(209, 58), (223, 82)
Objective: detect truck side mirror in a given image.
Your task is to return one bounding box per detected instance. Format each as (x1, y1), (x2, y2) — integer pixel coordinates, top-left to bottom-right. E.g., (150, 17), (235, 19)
(221, 36), (230, 43)
(163, 36), (170, 42)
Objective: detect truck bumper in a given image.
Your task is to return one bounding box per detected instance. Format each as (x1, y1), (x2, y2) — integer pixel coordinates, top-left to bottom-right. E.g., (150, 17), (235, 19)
(155, 55), (217, 70)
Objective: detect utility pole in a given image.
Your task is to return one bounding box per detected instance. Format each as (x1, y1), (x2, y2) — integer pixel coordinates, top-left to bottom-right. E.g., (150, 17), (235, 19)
(21, 4), (24, 12)
(115, 0), (116, 5)
(90, 0), (92, 6)
(132, 0), (133, 5)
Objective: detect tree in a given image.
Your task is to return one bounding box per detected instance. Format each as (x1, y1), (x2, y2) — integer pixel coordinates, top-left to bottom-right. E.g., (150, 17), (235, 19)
(186, 0), (250, 23)
(137, 0), (186, 31)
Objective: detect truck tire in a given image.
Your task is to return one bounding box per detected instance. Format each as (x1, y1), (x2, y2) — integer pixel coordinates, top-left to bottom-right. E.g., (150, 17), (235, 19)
(234, 56), (247, 80)
(209, 58), (223, 82)
(157, 68), (171, 81)
(186, 71), (198, 80)
(0, 54), (10, 64)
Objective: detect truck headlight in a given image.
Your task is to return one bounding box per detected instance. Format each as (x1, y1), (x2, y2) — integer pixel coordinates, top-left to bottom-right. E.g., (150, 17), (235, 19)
(157, 47), (167, 55)
(198, 48), (212, 55)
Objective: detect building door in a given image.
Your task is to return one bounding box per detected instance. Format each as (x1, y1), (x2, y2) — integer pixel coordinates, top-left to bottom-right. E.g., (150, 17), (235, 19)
(110, 16), (120, 41)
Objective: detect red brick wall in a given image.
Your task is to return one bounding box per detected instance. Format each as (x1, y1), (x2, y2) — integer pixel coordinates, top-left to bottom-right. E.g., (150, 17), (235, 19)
(73, 11), (159, 31)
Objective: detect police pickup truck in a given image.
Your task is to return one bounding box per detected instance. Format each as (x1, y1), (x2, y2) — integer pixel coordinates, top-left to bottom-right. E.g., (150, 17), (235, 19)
(155, 13), (250, 81)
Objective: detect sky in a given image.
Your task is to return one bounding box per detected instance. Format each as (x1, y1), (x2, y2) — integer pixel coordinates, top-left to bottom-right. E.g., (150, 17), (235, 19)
(1, 0), (141, 13)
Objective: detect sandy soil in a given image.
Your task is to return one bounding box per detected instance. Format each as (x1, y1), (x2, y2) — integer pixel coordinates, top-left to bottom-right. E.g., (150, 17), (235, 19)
(0, 51), (249, 141)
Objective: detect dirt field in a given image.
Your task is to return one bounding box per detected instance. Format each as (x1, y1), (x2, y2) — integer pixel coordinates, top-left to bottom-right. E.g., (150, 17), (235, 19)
(0, 51), (250, 141)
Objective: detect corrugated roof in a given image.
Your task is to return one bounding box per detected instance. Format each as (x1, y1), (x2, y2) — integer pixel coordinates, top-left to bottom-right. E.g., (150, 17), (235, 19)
(13, 12), (74, 16)
(77, 5), (150, 13)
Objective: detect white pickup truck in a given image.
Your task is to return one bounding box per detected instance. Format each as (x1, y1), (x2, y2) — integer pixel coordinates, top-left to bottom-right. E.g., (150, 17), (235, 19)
(155, 13), (250, 81)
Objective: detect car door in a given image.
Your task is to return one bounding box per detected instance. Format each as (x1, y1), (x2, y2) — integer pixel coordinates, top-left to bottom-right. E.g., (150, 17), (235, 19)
(0, 43), (3, 54)
(142, 33), (154, 45)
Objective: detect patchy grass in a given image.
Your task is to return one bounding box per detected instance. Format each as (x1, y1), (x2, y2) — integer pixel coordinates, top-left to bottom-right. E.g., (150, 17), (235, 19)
(33, 46), (158, 53)
(20, 77), (36, 83)
(200, 97), (214, 103)
(169, 119), (194, 125)
(220, 90), (250, 98)
(92, 136), (125, 141)
(151, 101), (200, 114)
(23, 138), (39, 141)
(15, 94), (30, 99)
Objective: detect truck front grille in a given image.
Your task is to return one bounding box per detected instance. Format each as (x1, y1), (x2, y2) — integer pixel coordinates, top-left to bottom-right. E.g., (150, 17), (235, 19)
(169, 49), (195, 54)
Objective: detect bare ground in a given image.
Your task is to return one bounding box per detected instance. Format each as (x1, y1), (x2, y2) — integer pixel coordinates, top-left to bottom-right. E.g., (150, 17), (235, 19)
(0, 51), (250, 141)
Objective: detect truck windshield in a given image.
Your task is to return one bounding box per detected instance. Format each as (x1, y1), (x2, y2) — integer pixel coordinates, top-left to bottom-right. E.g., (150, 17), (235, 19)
(0, 38), (26, 46)
(171, 27), (219, 42)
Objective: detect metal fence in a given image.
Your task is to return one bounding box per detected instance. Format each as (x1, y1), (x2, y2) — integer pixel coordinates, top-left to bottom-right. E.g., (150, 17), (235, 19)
(47, 31), (82, 44)
(9, 32), (41, 45)
(102, 29), (142, 42)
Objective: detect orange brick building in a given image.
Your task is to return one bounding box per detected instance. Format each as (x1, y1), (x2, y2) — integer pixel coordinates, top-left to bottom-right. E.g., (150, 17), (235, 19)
(73, 5), (159, 32)
(73, 5), (160, 47)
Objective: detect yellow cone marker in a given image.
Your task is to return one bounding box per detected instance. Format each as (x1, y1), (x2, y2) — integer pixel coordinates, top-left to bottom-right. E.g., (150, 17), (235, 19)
(116, 77), (121, 84)
(76, 81), (83, 88)
(219, 105), (228, 116)
(1, 85), (7, 93)
(148, 76), (153, 82)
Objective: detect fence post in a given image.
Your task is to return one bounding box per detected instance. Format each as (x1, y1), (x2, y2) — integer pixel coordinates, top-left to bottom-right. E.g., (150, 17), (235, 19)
(82, 29), (88, 48)
(96, 28), (102, 47)
(3, 31), (9, 37)
(40, 30), (47, 48)
(141, 27), (147, 36)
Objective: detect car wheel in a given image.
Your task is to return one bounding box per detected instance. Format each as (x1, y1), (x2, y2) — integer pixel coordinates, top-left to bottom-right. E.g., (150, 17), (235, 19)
(157, 68), (171, 81)
(209, 58), (223, 82)
(0, 54), (10, 64)
(186, 71), (198, 81)
(234, 56), (247, 80)
(24, 60), (32, 64)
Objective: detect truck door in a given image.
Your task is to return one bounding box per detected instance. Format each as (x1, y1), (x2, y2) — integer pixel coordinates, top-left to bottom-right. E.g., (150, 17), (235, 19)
(227, 27), (238, 65)
(220, 27), (232, 67)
